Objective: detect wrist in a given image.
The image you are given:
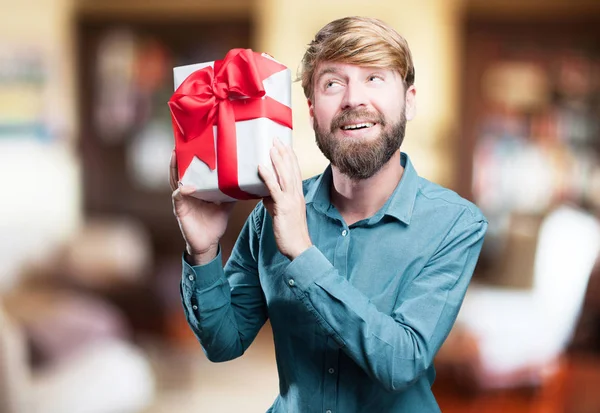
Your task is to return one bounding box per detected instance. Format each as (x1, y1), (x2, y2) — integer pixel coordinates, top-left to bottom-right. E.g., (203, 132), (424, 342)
(287, 237), (313, 261)
(186, 244), (219, 265)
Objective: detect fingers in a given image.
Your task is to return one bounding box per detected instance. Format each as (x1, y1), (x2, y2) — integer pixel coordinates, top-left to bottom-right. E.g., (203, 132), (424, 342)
(260, 137), (297, 199)
(288, 143), (303, 186)
(258, 164), (282, 201)
(169, 150), (179, 191)
(171, 187), (183, 206)
(271, 138), (301, 192)
(172, 185), (196, 203)
(269, 143), (287, 191)
(179, 185), (197, 196)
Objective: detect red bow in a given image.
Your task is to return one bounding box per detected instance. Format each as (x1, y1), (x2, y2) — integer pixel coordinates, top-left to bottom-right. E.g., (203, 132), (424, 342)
(169, 49), (293, 199)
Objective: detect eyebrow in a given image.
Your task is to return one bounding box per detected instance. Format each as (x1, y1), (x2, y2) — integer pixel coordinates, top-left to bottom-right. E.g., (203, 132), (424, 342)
(315, 67), (343, 83)
(315, 66), (394, 84)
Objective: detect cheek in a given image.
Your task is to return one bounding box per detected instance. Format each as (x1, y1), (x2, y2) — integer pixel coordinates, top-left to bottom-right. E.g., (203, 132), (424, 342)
(379, 98), (405, 122)
(313, 112), (329, 132)
(373, 84), (406, 116)
(312, 101), (336, 125)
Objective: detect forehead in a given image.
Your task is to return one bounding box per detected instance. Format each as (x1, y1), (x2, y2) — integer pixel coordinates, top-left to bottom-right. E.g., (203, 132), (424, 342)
(314, 62), (398, 80)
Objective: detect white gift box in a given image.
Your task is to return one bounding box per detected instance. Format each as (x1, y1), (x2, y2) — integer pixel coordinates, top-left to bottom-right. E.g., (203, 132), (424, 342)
(172, 53), (292, 203)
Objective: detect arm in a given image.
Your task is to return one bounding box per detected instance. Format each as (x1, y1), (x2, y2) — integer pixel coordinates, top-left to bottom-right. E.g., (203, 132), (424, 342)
(284, 217), (487, 392)
(180, 210), (268, 362)
(170, 150), (266, 362)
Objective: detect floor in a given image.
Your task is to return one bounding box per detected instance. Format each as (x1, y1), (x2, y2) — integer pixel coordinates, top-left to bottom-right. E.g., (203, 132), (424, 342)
(142, 326), (279, 413)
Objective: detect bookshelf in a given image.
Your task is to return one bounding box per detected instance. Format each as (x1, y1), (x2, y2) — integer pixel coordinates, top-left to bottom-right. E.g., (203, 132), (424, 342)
(460, 17), (600, 282)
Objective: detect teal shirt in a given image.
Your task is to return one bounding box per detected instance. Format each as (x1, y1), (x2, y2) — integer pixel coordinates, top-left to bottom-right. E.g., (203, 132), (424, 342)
(180, 153), (487, 412)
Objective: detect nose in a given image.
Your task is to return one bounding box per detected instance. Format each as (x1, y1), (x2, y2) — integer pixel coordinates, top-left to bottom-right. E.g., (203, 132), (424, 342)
(341, 80), (368, 110)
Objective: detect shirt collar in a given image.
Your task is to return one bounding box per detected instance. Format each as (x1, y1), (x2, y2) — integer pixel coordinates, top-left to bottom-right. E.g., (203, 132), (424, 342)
(304, 164), (332, 213)
(305, 152), (419, 225)
(380, 152), (418, 225)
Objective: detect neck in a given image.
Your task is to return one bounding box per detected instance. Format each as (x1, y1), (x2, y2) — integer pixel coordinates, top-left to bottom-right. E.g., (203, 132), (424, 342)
(330, 151), (404, 226)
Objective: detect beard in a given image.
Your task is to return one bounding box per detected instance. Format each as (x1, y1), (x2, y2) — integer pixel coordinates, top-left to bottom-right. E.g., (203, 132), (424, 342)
(314, 107), (407, 180)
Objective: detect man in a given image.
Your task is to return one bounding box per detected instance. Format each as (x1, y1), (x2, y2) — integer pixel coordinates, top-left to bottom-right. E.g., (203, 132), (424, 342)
(170, 16), (487, 413)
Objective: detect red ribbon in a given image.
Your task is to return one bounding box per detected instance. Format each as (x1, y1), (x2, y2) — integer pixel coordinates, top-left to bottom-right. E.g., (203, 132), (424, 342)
(169, 49), (293, 200)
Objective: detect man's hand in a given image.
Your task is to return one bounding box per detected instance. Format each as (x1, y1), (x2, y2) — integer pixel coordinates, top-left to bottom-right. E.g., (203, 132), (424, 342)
(170, 150), (236, 265)
(258, 138), (312, 260)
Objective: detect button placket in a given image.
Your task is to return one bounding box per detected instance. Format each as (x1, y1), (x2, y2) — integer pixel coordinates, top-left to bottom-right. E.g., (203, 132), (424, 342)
(323, 340), (339, 413)
(334, 226), (350, 279)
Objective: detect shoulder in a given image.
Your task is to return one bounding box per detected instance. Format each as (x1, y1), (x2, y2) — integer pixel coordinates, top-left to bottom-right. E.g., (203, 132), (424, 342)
(416, 177), (487, 225)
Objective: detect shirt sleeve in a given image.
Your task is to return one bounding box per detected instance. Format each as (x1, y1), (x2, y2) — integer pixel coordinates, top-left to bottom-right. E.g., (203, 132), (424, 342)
(180, 209), (267, 362)
(282, 214), (488, 392)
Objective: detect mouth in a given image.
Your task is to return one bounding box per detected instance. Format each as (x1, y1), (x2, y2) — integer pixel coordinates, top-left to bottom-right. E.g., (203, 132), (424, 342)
(340, 122), (376, 131)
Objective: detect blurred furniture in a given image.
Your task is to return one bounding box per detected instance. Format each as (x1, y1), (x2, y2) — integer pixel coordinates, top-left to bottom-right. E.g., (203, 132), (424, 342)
(0, 141), (81, 295)
(434, 352), (600, 413)
(443, 205), (600, 389)
(0, 303), (29, 413)
(460, 16), (600, 205)
(0, 300), (156, 413)
(459, 14), (600, 282)
(571, 253), (600, 353)
(481, 212), (543, 289)
(560, 353), (600, 413)
(0, 138), (157, 411)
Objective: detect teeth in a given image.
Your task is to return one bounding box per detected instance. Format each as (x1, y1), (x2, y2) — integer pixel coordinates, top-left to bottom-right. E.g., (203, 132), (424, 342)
(341, 122), (374, 130)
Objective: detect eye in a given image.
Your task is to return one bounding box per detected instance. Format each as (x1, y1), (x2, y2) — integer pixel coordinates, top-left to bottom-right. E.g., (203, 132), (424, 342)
(325, 80), (341, 89)
(323, 79), (343, 92)
(368, 75), (384, 83)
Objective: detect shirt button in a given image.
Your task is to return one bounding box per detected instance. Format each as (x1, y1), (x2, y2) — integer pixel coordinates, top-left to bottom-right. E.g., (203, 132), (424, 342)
(328, 368), (335, 374)
(341, 229), (348, 236)
(192, 305), (198, 310)
(188, 275), (194, 281)
(288, 279), (295, 287)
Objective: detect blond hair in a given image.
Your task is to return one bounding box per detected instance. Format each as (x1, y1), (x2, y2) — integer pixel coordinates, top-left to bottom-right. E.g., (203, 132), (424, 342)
(299, 16), (415, 100)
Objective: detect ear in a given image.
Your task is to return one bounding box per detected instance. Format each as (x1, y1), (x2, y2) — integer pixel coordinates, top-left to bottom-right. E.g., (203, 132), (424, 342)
(404, 85), (417, 121)
(307, 98), (315, 130)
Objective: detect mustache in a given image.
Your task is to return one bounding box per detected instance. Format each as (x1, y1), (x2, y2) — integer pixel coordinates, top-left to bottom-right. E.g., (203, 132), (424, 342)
(330, 108), (385, 132)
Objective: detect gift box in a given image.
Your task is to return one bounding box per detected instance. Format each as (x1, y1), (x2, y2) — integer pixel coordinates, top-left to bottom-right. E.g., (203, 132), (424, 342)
(169, 48), (293, 203)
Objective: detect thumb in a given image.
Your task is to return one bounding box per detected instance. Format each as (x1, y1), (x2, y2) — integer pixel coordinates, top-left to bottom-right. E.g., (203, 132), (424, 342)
(179, 185), (197, 196)
(172, 185), (197, 205)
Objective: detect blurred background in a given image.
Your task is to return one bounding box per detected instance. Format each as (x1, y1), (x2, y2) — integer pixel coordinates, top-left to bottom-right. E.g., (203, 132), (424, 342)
(1, 0), (600, 412)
